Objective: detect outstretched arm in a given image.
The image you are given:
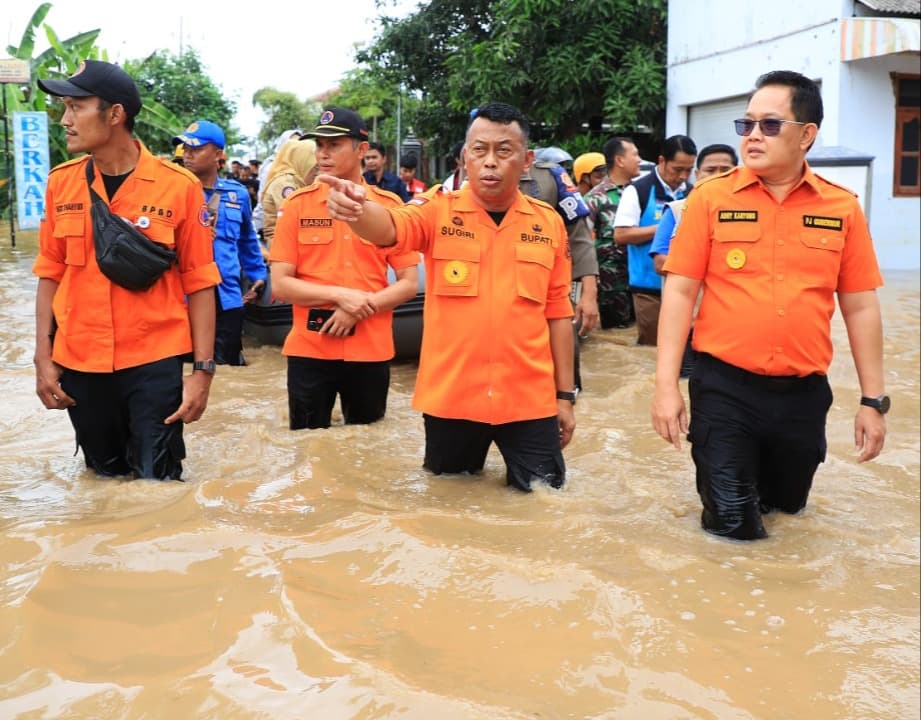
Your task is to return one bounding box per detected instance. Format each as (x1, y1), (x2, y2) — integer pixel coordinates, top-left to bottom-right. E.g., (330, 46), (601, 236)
(318, 174), (397, 246)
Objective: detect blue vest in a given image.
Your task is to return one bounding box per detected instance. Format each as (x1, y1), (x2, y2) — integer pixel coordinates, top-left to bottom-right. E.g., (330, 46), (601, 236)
(626, 172), (687, 292)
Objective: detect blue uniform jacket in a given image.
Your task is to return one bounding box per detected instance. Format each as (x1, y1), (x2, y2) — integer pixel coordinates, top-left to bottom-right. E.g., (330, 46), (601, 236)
(206, 178), (267, 311)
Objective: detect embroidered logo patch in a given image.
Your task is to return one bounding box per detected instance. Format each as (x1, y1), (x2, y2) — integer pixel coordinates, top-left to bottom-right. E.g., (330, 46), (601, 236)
(726, 248), (747, 269)
(444, 260), (468, 284)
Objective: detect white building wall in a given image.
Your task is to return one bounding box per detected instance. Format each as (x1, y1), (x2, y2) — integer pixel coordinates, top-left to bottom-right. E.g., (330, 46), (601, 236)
(839, 54), (921, 269)
(666, 0), (920, 269)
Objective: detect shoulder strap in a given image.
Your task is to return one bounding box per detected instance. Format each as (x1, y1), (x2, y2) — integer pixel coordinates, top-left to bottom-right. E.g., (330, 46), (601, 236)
(84, 157), (105, 206)
(206, 188), (222, 215)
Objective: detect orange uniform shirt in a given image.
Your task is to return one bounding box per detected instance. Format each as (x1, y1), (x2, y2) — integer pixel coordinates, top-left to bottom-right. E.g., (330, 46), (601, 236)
(664, 164), (883, 376)
(269, 182), (420, 361)
(32, 143), (221, 372)
(389, 186), (573, 424)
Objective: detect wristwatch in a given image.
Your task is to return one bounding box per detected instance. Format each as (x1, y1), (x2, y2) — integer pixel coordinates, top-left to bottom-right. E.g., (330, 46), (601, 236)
(192, 359), (217, 375)
(860, 394), (890, 414)
(556, 389), (579, 404)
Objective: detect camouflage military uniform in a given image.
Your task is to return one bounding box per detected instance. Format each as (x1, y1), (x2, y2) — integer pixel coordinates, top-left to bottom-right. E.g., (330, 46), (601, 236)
(585, 177), (635, 328)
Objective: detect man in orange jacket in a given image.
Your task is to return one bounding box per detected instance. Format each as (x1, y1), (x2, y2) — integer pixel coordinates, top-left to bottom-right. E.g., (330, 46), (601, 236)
(269, 108), (419, 429)
(320, 102), (575, 493)
(33, 60), (220, 480)
(653, 70), (887, 539)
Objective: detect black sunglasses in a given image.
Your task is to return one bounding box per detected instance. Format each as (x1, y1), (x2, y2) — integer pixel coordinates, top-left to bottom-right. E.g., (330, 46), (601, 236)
(734, 118), (808, 136)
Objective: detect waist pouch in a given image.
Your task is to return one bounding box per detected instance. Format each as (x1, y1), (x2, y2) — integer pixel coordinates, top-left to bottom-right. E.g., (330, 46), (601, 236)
(86, 159), (176, 291)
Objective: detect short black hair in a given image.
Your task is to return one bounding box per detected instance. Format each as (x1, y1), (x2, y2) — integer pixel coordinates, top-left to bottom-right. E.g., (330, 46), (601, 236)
(662, 135), (697, 161)
(696, 143), (738, 168)
(467, 102), (530, 142)
(601, 136), (634, 169)
(448, 141), (464, 160)
(754, 70), (824, 127)
(367, 141), (387, 156)
(400, 155), (418, 170)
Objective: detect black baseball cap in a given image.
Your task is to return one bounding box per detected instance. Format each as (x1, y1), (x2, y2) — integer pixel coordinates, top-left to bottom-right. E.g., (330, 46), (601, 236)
(303, 107), (369, 140)
(37, 60), (143, 118)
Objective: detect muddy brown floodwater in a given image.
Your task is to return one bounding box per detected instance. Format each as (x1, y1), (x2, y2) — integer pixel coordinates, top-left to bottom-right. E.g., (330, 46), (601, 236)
(0, 230), (918, 719)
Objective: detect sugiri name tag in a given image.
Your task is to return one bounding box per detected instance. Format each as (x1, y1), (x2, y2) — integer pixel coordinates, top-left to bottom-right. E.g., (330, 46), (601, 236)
(444, 260), (468, 284)
(726, 248), (746, 269)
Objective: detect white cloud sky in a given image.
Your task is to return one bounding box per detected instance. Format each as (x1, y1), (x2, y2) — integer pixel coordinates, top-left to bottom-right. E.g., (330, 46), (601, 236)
(3, 0), (418, 150)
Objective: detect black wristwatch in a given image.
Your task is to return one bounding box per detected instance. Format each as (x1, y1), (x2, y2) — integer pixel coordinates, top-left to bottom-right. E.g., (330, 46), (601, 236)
(556, 389), (578, 404)
(860, 394), (890, 414)
(192, 359), (217, 375)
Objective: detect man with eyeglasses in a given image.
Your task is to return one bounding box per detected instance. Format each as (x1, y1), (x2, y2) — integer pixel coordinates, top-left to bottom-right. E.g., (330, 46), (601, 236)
(652, 70), (888, 541)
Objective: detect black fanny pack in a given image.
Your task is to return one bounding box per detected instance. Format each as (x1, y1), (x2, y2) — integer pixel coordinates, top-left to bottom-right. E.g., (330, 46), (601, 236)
(86, 159), (177, 291)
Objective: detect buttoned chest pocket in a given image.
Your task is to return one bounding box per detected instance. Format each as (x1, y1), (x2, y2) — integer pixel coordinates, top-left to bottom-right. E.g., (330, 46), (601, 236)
(143, 216), (177, 249)
(431, 240), (480, 297)
(220, 204), (244, 235)
(297, 228), (336, 276)
(55, 216), (86, 266)
(515, 243), (554, 303)
(712, 223), (761, 276)
(798, 229), (844, 290)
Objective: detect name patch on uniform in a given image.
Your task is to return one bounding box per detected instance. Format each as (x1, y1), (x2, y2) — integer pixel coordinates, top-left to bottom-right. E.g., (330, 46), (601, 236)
(225, 202), (242, 210)
(300, 218), (333, 228)
(140, 205), (174, 219)
(803, 215), (842, 230)
(55, 202), (85, 213)
(520, 232), (552, 245)
(440, 225), (475, 239)
(718, 210), (758, 222)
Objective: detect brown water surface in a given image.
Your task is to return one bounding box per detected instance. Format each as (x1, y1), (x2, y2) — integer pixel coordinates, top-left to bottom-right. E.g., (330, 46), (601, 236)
(1, 231), (918, 719)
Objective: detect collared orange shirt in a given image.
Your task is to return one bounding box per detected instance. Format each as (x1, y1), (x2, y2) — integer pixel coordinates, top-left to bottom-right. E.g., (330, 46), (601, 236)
(32, 143), (220, 372)
(269, 181), (419, 361)
(389, 185), (573, 424)
(664, 163), (882, 376)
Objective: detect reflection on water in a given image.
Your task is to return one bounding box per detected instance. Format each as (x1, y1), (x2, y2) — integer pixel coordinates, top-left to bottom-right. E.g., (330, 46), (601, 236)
(1, 231), (918, 719)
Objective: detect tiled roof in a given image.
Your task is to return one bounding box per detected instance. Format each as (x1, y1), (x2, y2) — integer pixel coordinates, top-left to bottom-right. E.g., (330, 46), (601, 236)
(857, 0), (921, 16)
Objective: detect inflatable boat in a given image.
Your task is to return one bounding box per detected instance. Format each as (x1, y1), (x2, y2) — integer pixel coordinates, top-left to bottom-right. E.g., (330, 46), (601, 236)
(243, 264), (425, 362)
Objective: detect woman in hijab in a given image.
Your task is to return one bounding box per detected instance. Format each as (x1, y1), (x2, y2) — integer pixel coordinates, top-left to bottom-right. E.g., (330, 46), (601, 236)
(260, 138), (318, 248)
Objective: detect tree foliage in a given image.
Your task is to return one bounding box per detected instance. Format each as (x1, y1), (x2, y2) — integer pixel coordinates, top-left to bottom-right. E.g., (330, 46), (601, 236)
(358, 0), (667, 157)
(3, 4), (229, 166)
(124, 49), (236, 156)
(252, 87), (320, 152)
(3, 3), (101, 169)
(325, 64), (422, 156)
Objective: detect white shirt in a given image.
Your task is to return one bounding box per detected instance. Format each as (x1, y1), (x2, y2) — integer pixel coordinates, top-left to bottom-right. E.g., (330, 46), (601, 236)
(613, 167), (687, 228)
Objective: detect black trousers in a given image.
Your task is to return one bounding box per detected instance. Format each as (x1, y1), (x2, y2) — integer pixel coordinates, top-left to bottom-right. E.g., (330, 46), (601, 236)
(687, 353), (832, 540)
(423, 414), (565, 492)
(287, 356), (390, 430)
(59, 357), (186, 480)
(215, 305), (246, 366)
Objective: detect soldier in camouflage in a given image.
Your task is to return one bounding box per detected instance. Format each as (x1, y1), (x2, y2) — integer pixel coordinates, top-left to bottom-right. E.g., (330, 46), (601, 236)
(584, 137), (644, 329)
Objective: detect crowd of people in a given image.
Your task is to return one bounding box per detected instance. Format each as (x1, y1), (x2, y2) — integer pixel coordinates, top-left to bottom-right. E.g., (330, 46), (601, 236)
(31, 59), (888, 541)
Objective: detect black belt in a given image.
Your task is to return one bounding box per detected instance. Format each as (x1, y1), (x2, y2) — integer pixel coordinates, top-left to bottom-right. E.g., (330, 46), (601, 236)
(696, 353), (826, 393)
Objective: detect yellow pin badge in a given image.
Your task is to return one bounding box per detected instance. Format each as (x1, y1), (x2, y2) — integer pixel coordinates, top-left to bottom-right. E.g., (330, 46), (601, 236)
(444, 260), (468, 284)
(726, 248), (747, 269)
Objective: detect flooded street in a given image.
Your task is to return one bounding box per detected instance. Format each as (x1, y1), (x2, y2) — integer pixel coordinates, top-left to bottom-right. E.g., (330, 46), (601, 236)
(1, 231), (918, 719)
